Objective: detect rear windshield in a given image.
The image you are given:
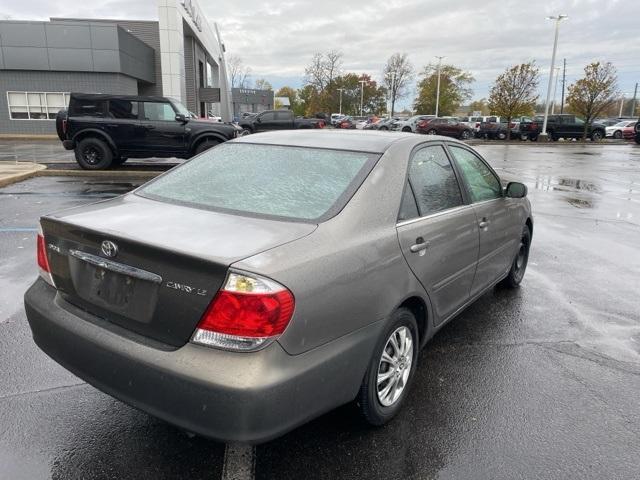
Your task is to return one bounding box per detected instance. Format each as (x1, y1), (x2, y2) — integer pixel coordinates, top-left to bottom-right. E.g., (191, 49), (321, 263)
(138, 143), (379, 222)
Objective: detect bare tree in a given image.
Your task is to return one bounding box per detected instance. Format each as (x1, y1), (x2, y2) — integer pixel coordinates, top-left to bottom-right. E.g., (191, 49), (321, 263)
(566, 62), (619, 140)
(254, 78), (273, 91)
(488, 62), (539, 139)
(227, 55), (251, 89)
(304, 51), (343, 92)
(383, 53), (414, 116)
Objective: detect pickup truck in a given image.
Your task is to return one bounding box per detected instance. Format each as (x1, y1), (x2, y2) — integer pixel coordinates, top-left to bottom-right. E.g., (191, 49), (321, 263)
(479, 117), (529, 140)
(56, 93), (239, 170)
(519, 114), (606, 141)
(238, 110), (326, 134)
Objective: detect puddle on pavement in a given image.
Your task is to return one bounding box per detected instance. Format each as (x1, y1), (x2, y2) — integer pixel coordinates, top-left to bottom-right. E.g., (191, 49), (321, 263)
(564, 196), (594, 208)
(534, 176), (600, 193)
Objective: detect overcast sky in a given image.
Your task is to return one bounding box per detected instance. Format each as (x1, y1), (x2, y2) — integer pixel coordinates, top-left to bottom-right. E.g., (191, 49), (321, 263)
(2, 0), (639, 109)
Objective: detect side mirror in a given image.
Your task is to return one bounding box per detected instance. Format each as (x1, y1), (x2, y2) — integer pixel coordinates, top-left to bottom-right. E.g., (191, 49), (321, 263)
(175, 113), (188, 123)
(255, 116), (262, 123)
(506, 182), (527, 198)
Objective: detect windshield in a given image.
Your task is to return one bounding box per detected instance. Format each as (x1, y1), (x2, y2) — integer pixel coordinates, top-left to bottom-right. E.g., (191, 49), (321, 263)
(138, 143), (379, 222)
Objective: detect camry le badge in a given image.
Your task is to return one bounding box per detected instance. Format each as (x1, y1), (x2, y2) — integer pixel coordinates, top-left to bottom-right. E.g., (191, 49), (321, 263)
(100, 240), (118, 258)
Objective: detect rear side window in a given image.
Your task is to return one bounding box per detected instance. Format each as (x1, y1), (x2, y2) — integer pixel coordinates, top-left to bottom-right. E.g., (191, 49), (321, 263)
(69, 99), (107, 117)
(407, 145), (464, 216)
(138, 144), (379, 222)
(108, 99), (139, 119)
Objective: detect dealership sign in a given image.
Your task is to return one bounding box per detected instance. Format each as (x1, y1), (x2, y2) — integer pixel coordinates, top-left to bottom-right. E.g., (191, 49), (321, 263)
(181, 0), (202, 32)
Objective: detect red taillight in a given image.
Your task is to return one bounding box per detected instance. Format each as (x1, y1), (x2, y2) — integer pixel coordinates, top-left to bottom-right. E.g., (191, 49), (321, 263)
(531, 122), (537, 130)
(37, 234), (50, 272)
(198, 290), (294, 338)
(192, 271), (295, 351)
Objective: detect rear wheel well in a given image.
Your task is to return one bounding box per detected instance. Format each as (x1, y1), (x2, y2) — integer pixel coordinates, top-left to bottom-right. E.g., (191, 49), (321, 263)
(399, 297), (427, 345)
(73, 131), (116, 155)
(191, 135), (222, 154)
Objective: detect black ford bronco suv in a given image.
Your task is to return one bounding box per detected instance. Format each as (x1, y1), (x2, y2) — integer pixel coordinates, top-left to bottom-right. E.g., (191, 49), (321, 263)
(56, 93), (239, 169)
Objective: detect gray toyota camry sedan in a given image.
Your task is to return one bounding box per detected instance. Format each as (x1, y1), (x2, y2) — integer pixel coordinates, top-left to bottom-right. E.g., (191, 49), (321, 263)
(25, 130), (532, 443)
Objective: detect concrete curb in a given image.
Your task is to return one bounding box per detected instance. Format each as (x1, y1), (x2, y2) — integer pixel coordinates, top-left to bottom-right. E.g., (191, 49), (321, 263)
(0, 134), (58, 140)
(0, 163), (47, 188)
(37, 169), (162, 179)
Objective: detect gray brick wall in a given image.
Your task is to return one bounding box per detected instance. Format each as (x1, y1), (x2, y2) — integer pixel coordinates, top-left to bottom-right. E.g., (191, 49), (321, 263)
(0, 70), (137, 134)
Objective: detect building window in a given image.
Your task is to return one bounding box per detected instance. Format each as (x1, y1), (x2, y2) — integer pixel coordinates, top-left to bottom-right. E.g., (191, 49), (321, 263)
(7, 91), (70, 120)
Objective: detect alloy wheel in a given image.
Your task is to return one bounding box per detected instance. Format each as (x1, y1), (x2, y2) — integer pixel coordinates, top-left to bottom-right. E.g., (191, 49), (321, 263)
(376, 326), (414, 407)
(82, 146), (101, 165)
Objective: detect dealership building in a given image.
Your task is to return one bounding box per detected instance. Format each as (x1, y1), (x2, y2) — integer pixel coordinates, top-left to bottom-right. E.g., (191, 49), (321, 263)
(0, 0), (232, 135)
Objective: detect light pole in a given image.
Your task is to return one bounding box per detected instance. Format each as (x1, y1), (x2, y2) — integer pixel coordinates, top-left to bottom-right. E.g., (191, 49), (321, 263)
(540, 14), (568, 140)
(359, 80), (366, 117)
(435, 56), (445, 117)
(337, 88), (344, 115)
(551, 66), (560, 114)
(389, 72), (396, 116)
(619, 94), (626, 117)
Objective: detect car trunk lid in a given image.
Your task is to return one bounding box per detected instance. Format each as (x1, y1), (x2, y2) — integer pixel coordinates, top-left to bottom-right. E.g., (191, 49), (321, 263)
(41, 194), (316, 347)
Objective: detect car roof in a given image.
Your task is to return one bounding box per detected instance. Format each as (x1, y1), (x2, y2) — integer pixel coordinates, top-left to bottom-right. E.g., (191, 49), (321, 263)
(70, 92), (174, 103)
(230, 129), (463, 153)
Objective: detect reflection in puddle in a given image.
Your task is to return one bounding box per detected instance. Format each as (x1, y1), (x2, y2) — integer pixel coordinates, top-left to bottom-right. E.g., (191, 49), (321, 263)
(565, 197), (594, 208)
(534, 176), (600, 193)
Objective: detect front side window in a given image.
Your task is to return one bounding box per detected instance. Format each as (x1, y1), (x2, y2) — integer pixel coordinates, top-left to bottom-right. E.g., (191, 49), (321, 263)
(407, 145), (464, 217)
(260, 112), (275, 122)
(139, 144), (378, 222)
(143, 102), (176, 121)
(449, 146), (502, 202)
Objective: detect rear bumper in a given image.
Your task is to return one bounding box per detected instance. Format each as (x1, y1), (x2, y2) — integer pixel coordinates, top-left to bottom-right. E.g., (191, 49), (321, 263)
(62, 140), (75, 150)
(24, 279), (382, 443)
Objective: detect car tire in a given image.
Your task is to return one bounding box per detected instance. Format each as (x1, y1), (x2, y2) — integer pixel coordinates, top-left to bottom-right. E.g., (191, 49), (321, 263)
(591, 130), (603, 142)
(239, 129), (252, 136)
(194, 139), (220, 155)
(613, 130), (622, 139)
(357, 307), (419, 426)
(426, 129), (437, 135)
(74, 137), (113, 170)
(501, 225), (531, 289)
(379, 126), (389, 131)
(496, 132), (507, 140)
(460, 130), (471, 140)
(402, 127), (411, 132)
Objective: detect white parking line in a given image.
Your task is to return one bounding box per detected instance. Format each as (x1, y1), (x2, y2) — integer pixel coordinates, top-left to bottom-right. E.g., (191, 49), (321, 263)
(221, 443), (255, 480)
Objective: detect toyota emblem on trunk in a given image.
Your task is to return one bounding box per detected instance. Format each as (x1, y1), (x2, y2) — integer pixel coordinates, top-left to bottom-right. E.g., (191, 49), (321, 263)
(100, 240), (118, 258)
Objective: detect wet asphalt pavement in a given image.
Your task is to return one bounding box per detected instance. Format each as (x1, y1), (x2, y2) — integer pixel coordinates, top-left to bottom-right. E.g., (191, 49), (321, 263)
(1, 143), (639, 479)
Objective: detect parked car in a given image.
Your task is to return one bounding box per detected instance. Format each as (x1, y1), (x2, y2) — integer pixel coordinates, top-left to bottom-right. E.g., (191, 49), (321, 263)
(55, 93), (239, 170)
(459, 116), (493, 136)
(372, 118), (399, 131)
(416, 117), (474, 139)
(336, 116), (356, 129)
(605, 120), (637, 139)
(479, 117), (528, 140)
(26, 130), (532, 443)
(519, 114), (606, 141)
(238, 109), (325, 134)
(393, 115), (435, 133)
(636, 117), (640, 145)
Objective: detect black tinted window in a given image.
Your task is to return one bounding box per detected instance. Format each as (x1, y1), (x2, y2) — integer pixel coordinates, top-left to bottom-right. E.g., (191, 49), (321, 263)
(70, 99), (107, 117)
(108, 99), (139, 119)
(275, 111), (291, 120)
(398, 182), (419, 221)
(408, 145), (464, 216)
(139, 144), (378, 222)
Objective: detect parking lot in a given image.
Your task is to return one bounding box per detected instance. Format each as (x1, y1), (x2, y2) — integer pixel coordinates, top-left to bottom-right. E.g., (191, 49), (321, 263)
(1, 142), (639, 479)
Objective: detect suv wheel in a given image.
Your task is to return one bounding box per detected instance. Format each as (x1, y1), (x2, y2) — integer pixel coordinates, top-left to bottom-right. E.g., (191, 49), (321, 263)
(460, 130), (471, 140)
(75, 137), (113, 170)
(613, 130), (622, 139)
(426, 129), (437, 135)
(402, 127), (411, 132)
(591, 130), (603, 142)
(194, 139), (220, 155)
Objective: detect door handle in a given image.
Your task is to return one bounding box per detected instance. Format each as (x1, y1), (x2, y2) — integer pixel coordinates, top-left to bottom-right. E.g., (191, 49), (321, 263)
(143, 124), (156, 130)
(410, 237), (430, 253)
(478, 217), (489, 228)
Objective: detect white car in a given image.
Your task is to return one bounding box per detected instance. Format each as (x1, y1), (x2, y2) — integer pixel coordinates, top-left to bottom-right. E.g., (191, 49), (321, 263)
(393, 115), (435, 133)
(605, 121), (636, 139)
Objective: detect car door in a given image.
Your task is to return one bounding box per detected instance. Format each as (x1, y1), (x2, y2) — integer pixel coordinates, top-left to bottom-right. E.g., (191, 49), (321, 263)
(396, 144), (480, 324)
(274, 111), (293, 129)
(255, 111), (276, 132)
(447, 144), (519, 296)
(139, 101), (186, 154)
(104, 99), (140, 154)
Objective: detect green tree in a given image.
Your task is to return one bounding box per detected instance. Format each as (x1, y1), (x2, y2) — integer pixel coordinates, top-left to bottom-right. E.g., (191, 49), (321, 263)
(414, 64), (474, 116)
(488, 62), (539, 139)
(467, 99), (489, 115)
(275, 86), (299, 112)
(383, 53), (414, 116)
(566, 62), (619, 140)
